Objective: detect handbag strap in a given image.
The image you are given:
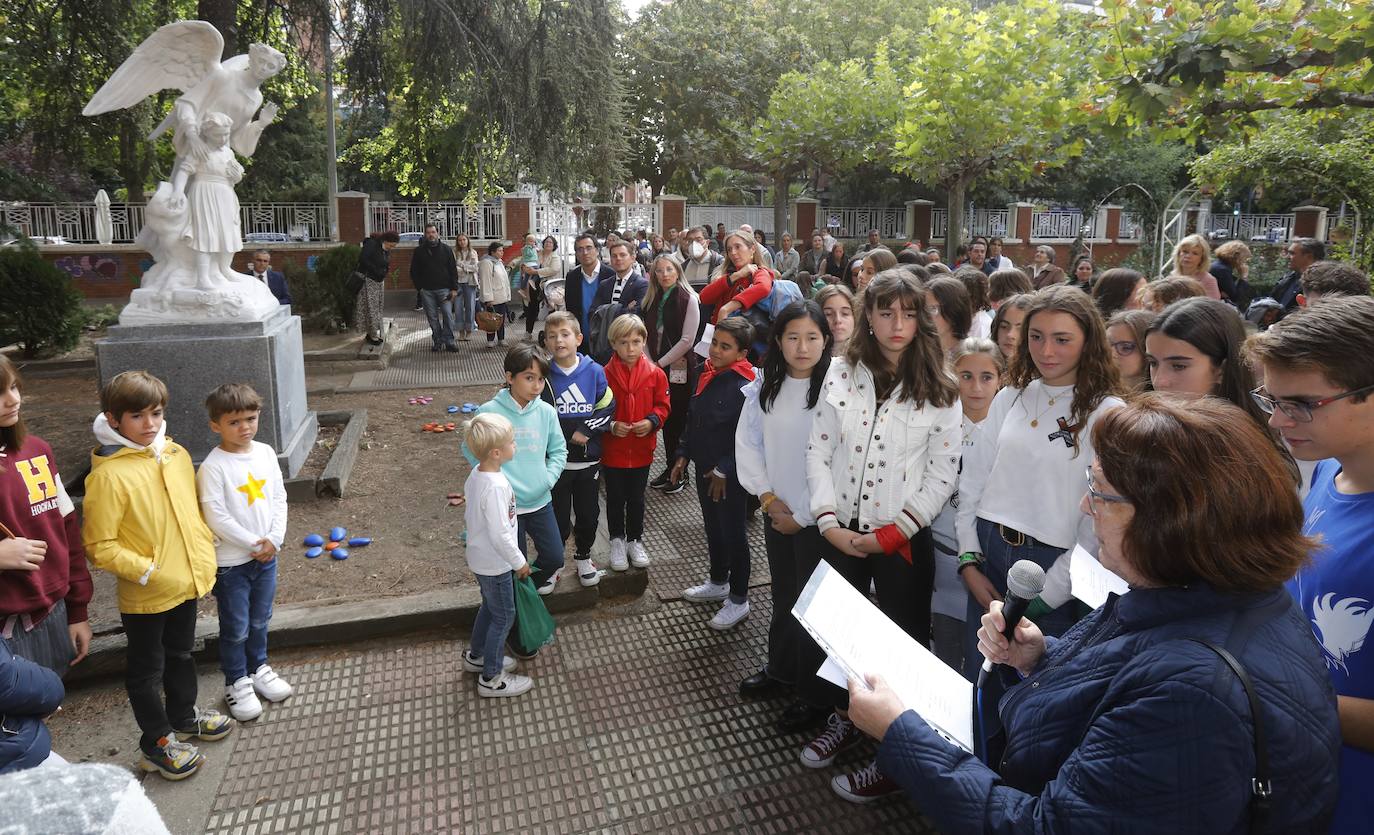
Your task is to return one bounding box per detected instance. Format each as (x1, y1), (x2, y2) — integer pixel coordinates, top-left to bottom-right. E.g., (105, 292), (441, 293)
(1189, 638), (1271, 835)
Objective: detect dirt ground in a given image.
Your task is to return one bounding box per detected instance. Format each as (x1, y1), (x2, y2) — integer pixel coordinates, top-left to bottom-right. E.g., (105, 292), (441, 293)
(14, 371), (503, 635)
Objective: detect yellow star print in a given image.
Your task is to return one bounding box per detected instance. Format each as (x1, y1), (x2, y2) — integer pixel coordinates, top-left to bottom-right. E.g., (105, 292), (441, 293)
(237, 471), (267, 505)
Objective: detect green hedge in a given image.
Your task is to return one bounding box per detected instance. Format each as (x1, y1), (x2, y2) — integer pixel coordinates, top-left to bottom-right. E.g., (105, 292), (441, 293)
(285, 243), (360, 333)
(0, 244), (83, 357)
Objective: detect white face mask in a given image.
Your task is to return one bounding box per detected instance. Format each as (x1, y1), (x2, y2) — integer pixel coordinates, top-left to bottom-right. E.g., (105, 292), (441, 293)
(689, 241), (705, 260)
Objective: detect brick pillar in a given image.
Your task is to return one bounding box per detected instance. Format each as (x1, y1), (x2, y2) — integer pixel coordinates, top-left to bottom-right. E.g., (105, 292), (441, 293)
(793, 198), (819, 240)
(502, 194), (531, 245)
(906, 200), (933, 247)
(656, 194), (687, 237)
(336, 191), (368, 244)
(1103, 205), (1123, 241)
(1292, 206), (1328, 240)
(1012, 202), (1034, 244)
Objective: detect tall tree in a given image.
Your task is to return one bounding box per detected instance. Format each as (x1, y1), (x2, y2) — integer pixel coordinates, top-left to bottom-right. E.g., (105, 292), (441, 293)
(888, 0), (1093, 247)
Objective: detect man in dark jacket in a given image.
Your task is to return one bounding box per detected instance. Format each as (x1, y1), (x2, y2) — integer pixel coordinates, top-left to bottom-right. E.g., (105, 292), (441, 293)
(564, 232), (617, 352)
(409, 224), (459, 351)
(0, 637), (64, 773)
(1269, 236), (1325, 317)
(249, 250), (291, 305)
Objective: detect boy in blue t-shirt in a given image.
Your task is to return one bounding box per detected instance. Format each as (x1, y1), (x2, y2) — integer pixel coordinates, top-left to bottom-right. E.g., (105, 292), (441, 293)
(1247, 294), (1374, 834)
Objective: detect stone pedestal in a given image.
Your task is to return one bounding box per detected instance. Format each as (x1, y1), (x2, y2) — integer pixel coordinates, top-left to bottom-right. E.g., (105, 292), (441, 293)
(94, 306), (318, 477)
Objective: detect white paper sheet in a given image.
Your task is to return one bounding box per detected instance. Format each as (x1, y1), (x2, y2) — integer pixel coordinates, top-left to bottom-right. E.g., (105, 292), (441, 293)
(793, 562), (974, 752)
(817, 656), (848, 689)
(1069, 544), (1129, 609)
(693, 323), (715, 358)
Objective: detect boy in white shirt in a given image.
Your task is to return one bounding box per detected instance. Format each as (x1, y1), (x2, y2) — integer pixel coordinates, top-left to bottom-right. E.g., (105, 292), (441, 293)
(462, 412), (534, 697)
(196, 383), (293, 722)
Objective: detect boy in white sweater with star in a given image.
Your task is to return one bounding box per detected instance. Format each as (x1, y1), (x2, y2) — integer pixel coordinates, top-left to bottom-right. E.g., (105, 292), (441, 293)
(196, 383), (292, 722)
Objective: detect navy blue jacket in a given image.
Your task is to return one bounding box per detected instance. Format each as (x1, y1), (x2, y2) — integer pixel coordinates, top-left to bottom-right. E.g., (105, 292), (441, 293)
(876, 583), (1339, 834)
(257, 269), (291, 305)
(0, 639), (64, 774)
(564, 263), (617, 350)
(675, 368), (751, 477)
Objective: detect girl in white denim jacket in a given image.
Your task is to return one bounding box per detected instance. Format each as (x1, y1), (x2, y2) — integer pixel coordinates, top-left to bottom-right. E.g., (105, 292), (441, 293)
(800, 270), (963, 803)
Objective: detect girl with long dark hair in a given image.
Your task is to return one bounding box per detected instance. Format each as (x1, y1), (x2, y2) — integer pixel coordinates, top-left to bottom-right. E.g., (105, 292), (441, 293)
(644, 255), (701, 494)
(801, 269), (962, 803)
(735, 302), (834, 728)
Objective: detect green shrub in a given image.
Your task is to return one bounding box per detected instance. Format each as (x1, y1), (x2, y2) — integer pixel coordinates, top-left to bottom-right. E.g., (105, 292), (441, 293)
(81, 304), (120, 330)
(0, 244), (83, 357)
(286, 243), (361, 332)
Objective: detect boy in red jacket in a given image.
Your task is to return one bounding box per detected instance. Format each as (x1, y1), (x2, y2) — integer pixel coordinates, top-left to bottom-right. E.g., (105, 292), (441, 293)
(700, 227), (776, 323)
(600, 314), (670, 572)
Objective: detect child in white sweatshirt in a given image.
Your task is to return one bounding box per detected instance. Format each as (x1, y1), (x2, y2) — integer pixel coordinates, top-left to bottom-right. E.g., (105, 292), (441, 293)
(196, 384), (292, 723)
(461, 412), (533, 697)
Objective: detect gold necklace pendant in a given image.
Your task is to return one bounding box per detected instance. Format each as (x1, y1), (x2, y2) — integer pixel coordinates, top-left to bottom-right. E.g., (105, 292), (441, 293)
(1031, 418), (1039, 428)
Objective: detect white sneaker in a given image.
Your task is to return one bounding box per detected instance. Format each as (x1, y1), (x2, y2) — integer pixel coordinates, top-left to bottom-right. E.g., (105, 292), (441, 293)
(250, 665), (293, 702)
(478, 671), (533, 698)
(575, 558), (602, 587)
(224, 676), (262, 721)
(683, 580), (729, 602)
(609, 538), (629, 572)
(709, 599), (750, 631)
(627, 540), (650, 568)
(461, 651), (517, 674)
(537, 567), (560, 597)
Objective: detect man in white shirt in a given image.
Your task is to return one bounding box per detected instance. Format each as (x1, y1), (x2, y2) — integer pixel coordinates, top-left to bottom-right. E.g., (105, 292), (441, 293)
(249, 250), (290, 305)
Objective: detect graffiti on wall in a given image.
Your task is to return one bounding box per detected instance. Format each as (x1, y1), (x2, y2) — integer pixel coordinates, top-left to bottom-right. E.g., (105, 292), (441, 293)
(54, 254), (122, 281)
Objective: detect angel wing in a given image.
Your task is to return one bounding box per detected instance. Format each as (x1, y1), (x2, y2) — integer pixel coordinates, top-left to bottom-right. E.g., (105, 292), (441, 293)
(82, 21), (224, 116)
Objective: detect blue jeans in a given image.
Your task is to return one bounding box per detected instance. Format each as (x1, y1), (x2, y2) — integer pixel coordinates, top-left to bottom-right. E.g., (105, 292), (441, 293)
(453, 284), (477, 332)
(419, 288), (456, 347)
(963, 517), (1081, 681)
(517, 502), (565, 587)
(213, 558), (278, 684)
(471, 572), (516, 679)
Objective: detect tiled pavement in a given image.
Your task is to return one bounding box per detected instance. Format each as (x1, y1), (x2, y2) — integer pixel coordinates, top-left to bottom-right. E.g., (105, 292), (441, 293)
(201, 590), (937, 835)
(196, 307), (940, 833)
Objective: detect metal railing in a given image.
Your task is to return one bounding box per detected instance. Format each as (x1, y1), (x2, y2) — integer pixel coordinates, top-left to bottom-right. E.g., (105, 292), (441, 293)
(1206, 213), (1294, 243)
(2, 200), (333, 244)
(822, 206), (906, 239)
(1118, 211), (1145, 241)
(688, 205), (777, 236)
(369, 202), (502, 241)
(1030, 210), (1091, 240)
(930, 208), (1010, 241)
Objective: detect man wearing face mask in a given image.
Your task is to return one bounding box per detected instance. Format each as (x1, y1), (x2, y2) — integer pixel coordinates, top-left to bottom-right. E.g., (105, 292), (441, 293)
(676, 227), (724, 291)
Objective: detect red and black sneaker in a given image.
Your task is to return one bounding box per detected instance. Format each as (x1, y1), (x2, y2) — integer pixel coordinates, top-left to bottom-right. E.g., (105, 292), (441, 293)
(799, 712), (860, 768)
(831, 759), (901, 804)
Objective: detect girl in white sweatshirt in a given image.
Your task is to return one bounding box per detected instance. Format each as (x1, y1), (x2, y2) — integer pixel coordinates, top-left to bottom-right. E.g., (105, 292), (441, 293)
(956, 285), (1124, 677)
(801, 270), (963, 804)
(734, 301), (833, 727)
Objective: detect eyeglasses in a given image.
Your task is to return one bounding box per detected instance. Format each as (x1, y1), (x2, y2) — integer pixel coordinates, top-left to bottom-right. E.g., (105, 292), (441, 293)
(1110, 340), (1137, 357)
(1085, 467), (1130, 514)
(1250, 383), (1374, 423)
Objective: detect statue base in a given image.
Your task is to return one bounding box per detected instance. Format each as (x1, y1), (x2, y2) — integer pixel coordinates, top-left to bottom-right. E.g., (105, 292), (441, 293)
(95, 306), (318, 477)
(119, 281), (280, 326)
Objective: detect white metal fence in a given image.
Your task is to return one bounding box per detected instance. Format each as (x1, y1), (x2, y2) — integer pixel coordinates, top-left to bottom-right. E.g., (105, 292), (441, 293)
(2, 201), (332, 244)
(931, 208), (1010, 242)
(1030, 210), (1091, 240)
(822, 206), (906, 239)
(1206, 213), (1294, 243)
(1119, 211), (1146, 241)
(369, 202), (502, 241)
(687, 205), (778, 236)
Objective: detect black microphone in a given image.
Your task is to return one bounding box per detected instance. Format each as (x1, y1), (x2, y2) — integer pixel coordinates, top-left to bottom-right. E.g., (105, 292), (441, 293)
(977, 559), (1047, 688)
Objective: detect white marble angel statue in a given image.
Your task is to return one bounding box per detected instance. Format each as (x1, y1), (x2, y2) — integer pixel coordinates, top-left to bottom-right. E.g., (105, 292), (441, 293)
(82, 21), (288, 324)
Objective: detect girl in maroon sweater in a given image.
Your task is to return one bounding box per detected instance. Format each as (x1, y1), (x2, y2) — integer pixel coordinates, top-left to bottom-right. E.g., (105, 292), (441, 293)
(0, 356), (93, 674)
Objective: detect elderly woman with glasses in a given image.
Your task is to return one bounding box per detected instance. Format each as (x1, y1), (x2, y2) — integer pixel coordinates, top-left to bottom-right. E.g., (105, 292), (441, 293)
(846, 394), (1341, 833)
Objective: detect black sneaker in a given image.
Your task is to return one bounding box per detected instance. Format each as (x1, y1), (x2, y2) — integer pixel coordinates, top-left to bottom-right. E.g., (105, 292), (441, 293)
(444, 344), (458, 353)
(649, 469), (672, 490)
(663, 476), (689, 495)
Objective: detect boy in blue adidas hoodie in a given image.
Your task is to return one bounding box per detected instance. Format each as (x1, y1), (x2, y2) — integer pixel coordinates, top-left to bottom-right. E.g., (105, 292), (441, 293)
(462, 344), (568, 598)
(540, 312), (616, 588)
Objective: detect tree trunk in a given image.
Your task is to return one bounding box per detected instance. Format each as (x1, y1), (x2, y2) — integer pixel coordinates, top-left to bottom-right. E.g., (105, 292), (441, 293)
(772, 171), (789, 242)
(945, 175), (971, 257)
(197, 0), (238, 58)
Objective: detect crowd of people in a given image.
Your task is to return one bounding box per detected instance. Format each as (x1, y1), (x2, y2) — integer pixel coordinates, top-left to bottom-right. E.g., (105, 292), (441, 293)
(436, 221), (1371, 831)
(3, 217), (1371, 832)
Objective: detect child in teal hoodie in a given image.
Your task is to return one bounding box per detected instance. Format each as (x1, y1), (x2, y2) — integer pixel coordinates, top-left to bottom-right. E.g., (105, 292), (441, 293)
(462, 344), (569, 598)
